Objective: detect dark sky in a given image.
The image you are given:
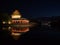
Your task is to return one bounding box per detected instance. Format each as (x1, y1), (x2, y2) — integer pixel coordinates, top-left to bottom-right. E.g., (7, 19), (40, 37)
(0, 0), (60, 18)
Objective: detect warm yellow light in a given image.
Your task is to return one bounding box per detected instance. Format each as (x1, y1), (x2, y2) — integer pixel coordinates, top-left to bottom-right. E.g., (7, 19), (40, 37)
(26, 20), (29, 23)
(2, 21), (6, 24)
(11, 33), (21, 40)
(24, 20), (29, 23)
(8, 21), (11, 24)
(12, 10), (20, 15)
(12, 15), (21, 18)
(11, 10), (21, 19)
(12, 33), (21, 36)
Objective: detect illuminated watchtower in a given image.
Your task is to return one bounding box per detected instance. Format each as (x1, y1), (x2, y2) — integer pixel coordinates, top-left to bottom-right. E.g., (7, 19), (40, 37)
(2, 10), (36, 40)
(11, 10), (29, 40)
(11, 10), (21, 19)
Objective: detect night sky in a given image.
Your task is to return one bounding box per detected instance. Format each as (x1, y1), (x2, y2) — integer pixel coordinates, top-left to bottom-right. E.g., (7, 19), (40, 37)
(0, 0), (60, 18)
(0, 0), (60, 44)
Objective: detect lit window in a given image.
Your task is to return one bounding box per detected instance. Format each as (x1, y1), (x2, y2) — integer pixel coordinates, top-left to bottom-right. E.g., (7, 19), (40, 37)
(12, 15), (21, 18)
(8, 21), (11, 24)
(2, 21), (6, 24)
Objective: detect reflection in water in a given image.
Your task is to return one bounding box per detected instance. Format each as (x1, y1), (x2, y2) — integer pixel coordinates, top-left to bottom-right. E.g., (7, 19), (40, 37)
(11, 32), (21, 40)
(2, 10), (36, 40)
(10, 10), (30, 40)
(11, 27), (29, 40)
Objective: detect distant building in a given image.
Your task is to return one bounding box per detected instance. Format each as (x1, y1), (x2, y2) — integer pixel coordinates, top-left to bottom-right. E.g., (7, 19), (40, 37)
(2, 10), (36, 40)
(11, 10), (29, 40)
